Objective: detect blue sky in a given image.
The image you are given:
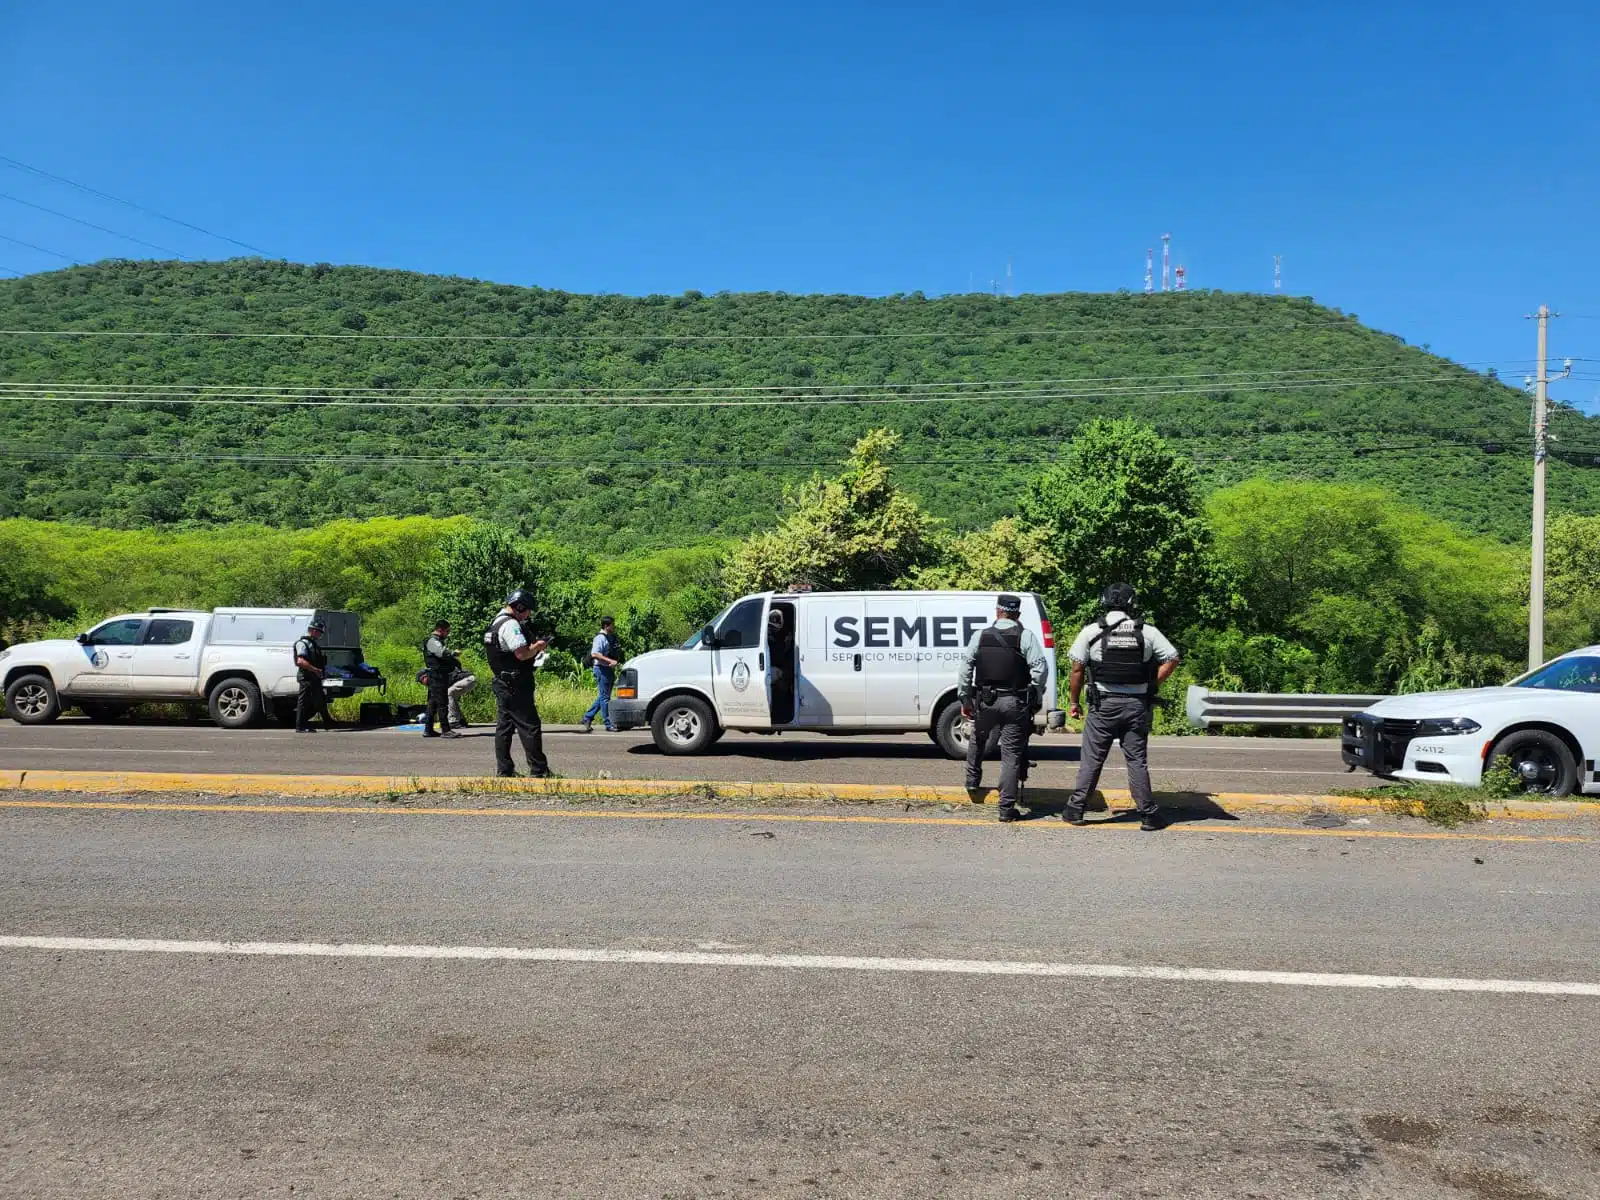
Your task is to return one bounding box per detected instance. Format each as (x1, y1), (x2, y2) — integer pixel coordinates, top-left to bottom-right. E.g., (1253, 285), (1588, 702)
(1, 1), (1595, 405)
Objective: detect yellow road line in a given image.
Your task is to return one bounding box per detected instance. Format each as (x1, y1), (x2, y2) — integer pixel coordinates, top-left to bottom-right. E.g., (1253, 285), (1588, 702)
(0, 767), (1590, 821)
(0, 797), (1587, 844)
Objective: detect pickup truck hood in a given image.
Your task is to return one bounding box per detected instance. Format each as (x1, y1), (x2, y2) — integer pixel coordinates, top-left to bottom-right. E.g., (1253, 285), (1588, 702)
(1, 638), (86, 659)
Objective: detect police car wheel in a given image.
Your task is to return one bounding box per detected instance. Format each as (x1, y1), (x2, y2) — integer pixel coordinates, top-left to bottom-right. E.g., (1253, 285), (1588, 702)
(651, 695), (715, 755)
(1486, 729), (1578, 798)
(5, 674), (61, 724)
(208, 677), (263, 729)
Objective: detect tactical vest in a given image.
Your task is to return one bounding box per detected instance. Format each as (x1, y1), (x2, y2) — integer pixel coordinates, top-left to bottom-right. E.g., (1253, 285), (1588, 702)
(294, 637), (326, 676)
(974, 624), (1031, 691)
(484, 613), (531, 682)
(1088, 616), (1149, 689)
(421, 635), (448, 674)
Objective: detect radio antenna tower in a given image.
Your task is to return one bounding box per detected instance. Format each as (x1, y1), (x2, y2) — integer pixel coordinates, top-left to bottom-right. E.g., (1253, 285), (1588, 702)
(1174, 264), (1187, 292)
(1161, 233), (1171, 292)
(1273, 255), (1283, 292)
(1005, 256), (1013, 297)
(1144, 248), (1153, 293)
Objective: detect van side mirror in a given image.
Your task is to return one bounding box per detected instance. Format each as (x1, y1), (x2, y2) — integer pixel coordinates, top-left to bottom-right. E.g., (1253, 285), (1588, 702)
(700, 624), (718, 650)
(76, 632), (90, 645)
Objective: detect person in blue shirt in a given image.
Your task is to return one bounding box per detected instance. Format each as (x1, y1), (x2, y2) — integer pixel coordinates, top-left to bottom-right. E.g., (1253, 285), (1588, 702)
(581, 616), (622, 733)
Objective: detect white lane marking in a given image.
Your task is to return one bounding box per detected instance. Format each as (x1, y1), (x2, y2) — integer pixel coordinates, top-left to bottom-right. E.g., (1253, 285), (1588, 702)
(2, 936), (1595, 997)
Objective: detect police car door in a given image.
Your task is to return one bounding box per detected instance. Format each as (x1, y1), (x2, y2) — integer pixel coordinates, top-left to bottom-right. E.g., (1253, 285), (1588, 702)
(709, 594), (771, 728)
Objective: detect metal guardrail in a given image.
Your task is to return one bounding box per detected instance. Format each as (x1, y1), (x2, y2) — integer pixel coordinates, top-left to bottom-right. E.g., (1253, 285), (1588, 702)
(1185, 685), (1386, 729)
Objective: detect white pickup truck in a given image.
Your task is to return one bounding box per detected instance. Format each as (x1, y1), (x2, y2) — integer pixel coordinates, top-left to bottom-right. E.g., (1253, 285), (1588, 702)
(0, 607), (385, 728)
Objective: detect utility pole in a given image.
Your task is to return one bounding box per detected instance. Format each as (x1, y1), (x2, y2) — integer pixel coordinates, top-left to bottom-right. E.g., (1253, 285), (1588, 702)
(1526, 304), (1571, 670)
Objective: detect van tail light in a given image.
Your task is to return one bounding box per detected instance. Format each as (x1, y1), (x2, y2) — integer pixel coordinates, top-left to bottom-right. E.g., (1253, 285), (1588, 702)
(1040, 619), (1054, 649)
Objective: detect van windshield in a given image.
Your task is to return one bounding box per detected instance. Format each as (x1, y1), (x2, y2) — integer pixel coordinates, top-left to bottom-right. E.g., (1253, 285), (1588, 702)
(680, 602), (734, 650)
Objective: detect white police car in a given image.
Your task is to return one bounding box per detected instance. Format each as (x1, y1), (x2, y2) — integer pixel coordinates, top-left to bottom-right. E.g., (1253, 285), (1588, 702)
(1341, 646), (1600, 797)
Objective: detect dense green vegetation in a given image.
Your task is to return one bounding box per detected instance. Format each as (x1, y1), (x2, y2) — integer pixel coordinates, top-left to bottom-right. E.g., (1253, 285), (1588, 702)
(9, 427), (1597, 735)
(3, 260), (1599, 546)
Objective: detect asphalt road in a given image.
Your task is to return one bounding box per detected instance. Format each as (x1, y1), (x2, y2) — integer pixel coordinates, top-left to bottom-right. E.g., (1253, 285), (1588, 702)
(0, 717), (1370, 795)
(1, 798), (1596, 1197)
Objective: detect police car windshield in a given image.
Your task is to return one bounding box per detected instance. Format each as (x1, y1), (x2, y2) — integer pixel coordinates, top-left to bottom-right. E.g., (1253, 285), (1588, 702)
(1513, 655), (1600, 693)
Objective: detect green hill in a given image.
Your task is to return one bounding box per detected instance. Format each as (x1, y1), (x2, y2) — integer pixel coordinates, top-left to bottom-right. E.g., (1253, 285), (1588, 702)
(1, 259), (1595, 549)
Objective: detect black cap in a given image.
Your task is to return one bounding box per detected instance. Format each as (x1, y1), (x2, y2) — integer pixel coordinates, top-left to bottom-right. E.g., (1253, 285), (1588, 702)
(997, 593), (1022, 613)
(505, 588), (535, 611)
(1100, 582), (1137, 612)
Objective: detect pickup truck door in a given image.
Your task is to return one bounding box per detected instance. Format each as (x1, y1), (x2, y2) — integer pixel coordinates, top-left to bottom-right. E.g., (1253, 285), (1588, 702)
(128, 617), (204, 694)
(67, 617), (146, 693)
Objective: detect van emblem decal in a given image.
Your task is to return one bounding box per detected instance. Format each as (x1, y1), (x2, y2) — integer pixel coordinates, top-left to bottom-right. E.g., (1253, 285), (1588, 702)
(730, 661), (751, 692)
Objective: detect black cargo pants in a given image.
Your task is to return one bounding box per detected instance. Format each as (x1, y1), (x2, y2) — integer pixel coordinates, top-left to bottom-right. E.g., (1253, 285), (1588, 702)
(492, 675), (550, 777)
(424, 673), (453, 735)
(295, 671), (334, 730)
(1067, 692), (1156, 818)
(964, 692), (1032, 812)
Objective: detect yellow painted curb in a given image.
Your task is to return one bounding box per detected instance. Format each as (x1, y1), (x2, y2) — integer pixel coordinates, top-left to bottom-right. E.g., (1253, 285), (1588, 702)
(0, 769), (1589, 821)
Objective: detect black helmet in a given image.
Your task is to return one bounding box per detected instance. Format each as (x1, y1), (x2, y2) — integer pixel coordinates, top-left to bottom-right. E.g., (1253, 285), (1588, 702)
(307, 618), (327, 632)
(1099, 582), (1137, 613)
(505, 587), (535, 612)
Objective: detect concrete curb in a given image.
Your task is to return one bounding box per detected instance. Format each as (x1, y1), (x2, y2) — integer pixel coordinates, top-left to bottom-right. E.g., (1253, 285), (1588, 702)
(0, 769), (1590, 821)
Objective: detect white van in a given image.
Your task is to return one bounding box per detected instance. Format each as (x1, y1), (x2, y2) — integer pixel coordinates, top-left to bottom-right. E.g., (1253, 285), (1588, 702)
(611, 590), (1061, 757)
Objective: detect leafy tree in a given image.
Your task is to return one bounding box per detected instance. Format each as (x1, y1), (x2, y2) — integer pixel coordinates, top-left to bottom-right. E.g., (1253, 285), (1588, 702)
(909, 517), (1060, 594)
(0, 532), (72, 645)
(1207, 479), (1520, 690)
(723, 430), (941, 594)
(419, 524), (538, 645)
(1016, 419), (1236, 632)
(1543, 514), (1600, 653)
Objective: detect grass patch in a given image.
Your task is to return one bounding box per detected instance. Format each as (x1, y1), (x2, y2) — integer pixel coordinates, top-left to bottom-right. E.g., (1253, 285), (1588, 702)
(1334, 782), (1488, 828)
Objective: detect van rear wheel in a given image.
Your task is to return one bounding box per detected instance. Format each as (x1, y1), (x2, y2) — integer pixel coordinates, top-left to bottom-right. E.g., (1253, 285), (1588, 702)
(934, 700), (1001, 760)
(651, 695), (716, 755)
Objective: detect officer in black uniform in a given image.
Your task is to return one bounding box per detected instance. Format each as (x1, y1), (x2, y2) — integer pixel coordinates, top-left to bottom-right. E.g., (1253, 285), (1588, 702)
(293, 618), (335, 732)
(420, 618), (460, 739)
(958, 594), (1049, 822)
(1063, 583), (1181, 831)
(484, 588), (552, 778)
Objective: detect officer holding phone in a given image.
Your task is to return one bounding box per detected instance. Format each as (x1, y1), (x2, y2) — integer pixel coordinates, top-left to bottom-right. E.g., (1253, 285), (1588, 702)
(483, 589), (552, 778)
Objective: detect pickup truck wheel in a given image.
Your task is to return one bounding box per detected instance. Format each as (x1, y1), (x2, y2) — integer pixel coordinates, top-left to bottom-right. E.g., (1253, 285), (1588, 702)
(5, 674), (61, 724)
(1486, 730), (1578, 798)
(208, 678), (263, 729)
(651, 695), (715, 755)
(78, 701), (130, 722)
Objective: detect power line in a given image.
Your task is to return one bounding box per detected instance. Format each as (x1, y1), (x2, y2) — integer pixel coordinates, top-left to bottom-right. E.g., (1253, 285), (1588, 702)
(0, 373), (1480, 409)
(0, 360), (1526, 397)
(0, 155), (271, 256)
(0, 192), (191, 259)
(0, 440), (1534, 471)
(0, 317), (1385, 342)
(0, 232), (76, 262)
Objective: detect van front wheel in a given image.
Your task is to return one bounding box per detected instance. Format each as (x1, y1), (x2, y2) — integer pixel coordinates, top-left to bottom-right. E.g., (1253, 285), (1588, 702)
(651, 695), (716, 755)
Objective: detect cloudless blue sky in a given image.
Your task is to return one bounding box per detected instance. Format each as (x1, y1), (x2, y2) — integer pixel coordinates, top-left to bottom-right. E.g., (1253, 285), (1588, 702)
(2, 1), (1595, 404)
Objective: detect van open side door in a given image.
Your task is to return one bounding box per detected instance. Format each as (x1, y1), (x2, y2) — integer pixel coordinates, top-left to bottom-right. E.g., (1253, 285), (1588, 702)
(709, 594), (772, 729)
